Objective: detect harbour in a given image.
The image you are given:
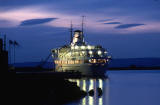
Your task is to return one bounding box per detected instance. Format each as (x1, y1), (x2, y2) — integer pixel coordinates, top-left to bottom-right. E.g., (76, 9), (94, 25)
(2, 32), (160, 105)
(14, 70), (160, 105)
(1, 0), (160, 105)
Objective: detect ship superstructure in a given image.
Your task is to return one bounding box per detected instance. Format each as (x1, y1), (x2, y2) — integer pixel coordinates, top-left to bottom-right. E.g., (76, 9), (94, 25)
(51, 28), (111, 76)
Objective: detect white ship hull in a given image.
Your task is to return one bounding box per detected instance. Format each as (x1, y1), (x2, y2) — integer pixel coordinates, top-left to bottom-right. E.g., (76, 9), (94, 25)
(55, 63), (108, 76)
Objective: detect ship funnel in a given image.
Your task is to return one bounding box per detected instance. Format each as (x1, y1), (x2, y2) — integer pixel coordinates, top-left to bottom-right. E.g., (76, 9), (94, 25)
(71, 30), (84, 45)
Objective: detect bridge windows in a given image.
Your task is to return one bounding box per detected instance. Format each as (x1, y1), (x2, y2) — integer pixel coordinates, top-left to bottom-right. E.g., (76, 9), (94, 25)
(89, 59), (106, 63)
(54, 60), (83, 64)
(81, 46), (85, 49)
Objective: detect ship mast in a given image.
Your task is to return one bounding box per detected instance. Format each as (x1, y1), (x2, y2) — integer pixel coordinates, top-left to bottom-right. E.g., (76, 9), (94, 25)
(70, 21), (73, 44)
(81, 16), (85, 43)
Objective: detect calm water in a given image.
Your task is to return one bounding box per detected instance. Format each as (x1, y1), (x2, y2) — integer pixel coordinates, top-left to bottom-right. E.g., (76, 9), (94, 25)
(66, 70), (160, 105)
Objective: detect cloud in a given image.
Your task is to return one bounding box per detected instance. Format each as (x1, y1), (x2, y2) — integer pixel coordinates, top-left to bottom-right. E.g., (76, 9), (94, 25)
(104, 22), (121, 24)
(97, 19), (113, 22)
(0, 1), (160, 33)
(115, 24), (145, 29)
(20, 18), (57, 26)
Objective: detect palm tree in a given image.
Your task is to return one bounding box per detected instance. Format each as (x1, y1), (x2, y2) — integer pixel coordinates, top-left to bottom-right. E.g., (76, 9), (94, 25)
(13, 41), (19, 64)
(9, 40), (13, 64)
(8, 40), (19, 64)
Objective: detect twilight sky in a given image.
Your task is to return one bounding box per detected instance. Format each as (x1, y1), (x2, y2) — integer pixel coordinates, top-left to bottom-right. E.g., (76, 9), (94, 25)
(0, 0), (160, 63)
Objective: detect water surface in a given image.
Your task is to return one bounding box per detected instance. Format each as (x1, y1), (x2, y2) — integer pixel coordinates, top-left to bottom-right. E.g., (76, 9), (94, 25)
(66, 70), (160, 105)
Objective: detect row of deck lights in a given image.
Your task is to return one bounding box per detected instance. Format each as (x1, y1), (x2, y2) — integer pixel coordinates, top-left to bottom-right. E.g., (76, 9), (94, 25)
(71, 45), (92, 50)
(86, 50), (107, 55)
(71, 50), (107, 56)
(71, 45), (108, 55)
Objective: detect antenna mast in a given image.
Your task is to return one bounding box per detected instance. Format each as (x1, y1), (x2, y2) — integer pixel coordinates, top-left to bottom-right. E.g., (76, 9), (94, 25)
(81, 16), (85, 43)
(70, 21), (73, 44)
(4, 34), (6, 51)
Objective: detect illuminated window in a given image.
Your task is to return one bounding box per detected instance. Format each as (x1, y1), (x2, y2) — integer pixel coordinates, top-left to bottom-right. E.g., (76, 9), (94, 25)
(75, 45), (79, 49)
(82, 51), (85, 54)
(64, 61), (67, 64)
(68, 60), (71, 64)
(93, 59), (96, 63)
(57, 60), (62, 64)
(71, 46), (74, 49)
(71, 60), (74, 64)
(81, 46), (85, 49)
(75, 60), (79, 64)
(75, 52), (79, 55)
(89, 59), (107, 63)
(79, 60), (83, 64)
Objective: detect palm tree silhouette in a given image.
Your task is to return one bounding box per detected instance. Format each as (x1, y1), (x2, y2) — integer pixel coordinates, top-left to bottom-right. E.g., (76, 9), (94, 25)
(9, 40), (19, 64)
(9, 40), (13, 64)
(13, 41), (19, 64)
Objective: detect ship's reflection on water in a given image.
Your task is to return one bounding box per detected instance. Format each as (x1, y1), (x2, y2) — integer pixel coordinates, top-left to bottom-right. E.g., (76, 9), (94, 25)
(68, 78), (109, 105)
(66, 70), (160, 105)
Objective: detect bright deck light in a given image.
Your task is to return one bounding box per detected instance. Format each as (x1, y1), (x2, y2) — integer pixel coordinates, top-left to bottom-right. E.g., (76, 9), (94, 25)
(104, 51), (107, 54)
(71, 46), (74, 49)
(82, 51), (85, 54)
(87, 45), (92, 49)
(97, 50), (102, 55)
(89, 51), (93, 54)
(75, 45), (79, 49)
(81, 46), (85, 49)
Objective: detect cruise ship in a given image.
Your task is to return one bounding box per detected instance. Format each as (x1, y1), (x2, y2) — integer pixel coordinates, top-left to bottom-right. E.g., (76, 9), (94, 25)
(51, 22), (111, 76)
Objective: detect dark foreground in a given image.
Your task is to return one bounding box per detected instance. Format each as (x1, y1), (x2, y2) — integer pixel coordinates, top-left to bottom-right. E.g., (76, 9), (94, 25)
(12, 71), (86, 105)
